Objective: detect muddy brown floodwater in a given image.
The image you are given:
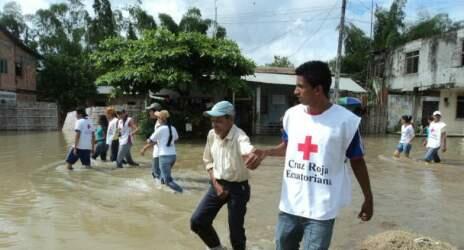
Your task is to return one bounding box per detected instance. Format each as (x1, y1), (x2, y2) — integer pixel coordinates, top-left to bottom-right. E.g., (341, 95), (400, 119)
(0, 131), (463, 249)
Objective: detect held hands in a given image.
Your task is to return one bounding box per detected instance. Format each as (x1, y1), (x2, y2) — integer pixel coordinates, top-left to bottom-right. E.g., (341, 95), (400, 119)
(140, 149), (145, 156)
(245, 149), (266, 170)
(73, 147), (78, 156)
(358, 198), (373, 222)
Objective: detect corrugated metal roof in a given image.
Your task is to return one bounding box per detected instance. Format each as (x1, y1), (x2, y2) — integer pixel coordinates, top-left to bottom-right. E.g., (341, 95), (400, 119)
(243, 72), (367, 93)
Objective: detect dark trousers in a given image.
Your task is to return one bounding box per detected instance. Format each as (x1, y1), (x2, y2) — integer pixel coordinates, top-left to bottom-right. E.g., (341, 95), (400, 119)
(92, 141), (108, 161)
(190, 180), (250, 250)
(110, 140), (119, 162)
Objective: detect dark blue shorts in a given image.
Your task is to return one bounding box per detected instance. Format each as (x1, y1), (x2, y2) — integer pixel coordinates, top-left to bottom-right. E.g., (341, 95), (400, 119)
(65, 147), (91, 166)
(396, 143), (412, 154)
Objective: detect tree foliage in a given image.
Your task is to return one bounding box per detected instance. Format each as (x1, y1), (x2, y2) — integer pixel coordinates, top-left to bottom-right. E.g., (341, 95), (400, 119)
(373, 0), (406, 50)
(31, 0), (96, 127)
(88, 0), (117, 47)
(403, 13), (456, 42)
(91, 29), (255, 97)
(0, 1), (25, 39)
(265, 55), (294, 68)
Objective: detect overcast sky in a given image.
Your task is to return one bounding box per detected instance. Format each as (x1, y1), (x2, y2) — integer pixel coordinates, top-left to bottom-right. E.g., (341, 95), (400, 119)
(3, 0), (464, 66)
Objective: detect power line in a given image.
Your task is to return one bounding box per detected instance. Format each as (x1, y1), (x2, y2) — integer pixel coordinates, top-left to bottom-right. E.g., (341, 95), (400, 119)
(220, 17), (340, 25)
(288, 1), (340, 59)
(243, 8), (339, 53)
(202, 4), (341, 19)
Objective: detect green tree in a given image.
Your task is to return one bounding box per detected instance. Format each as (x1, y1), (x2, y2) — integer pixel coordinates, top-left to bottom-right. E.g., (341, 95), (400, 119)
(403, 13), (455, 42)
(340, 24), (371, 81)
(0, 1), (26, 39)
(88, 0), (117, 47)
(128, 5), (156, 36)
(179, 8), (211, 34)
(126, 22), (137, 40)
(158, 13), (179, 34)
(91, 29), (255, 98)
(32, 0), (97, 127)
(265, 55), (294, 68)
(373, 0), (406, 49)
(216, 25), (227, 39)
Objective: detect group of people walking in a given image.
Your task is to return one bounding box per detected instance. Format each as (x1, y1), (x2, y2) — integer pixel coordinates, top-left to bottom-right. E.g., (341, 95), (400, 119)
(65, 104), (183, 193)
(65, 108), (141, 169)
(394, 110), (447, 163)
(65, 61), (375, 250)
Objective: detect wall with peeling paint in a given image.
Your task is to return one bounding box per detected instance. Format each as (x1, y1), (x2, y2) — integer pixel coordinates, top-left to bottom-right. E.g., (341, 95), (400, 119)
(386, 29), (464, 91)
(385, 28), (464, 135)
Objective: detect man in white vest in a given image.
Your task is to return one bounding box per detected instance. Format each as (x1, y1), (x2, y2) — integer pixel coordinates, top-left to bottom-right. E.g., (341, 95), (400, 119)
(424, 111), (447, 163)
(246, 61), (373, 250)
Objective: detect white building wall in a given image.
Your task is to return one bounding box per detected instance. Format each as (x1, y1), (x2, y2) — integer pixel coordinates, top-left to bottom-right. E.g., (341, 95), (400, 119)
(386, 29), (464, 91)
(385, 28), (464, 135)
(439, 88), (464, 135)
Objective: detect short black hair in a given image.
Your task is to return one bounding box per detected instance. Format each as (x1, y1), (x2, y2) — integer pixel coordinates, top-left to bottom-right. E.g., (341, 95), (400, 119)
(295, 61), (332, 98)
(76, 106), (87, 117)
(401, 115), (412, 123)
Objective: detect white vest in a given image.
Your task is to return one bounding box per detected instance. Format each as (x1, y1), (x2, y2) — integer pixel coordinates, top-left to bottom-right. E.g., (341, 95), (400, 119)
(280, 104), (360, 220)
(118, 117), (133, 145)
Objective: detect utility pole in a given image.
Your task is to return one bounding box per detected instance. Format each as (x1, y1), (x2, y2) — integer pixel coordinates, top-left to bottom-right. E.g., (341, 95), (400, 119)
(333, 0), (347, 102)
(214, 0), (218, 38)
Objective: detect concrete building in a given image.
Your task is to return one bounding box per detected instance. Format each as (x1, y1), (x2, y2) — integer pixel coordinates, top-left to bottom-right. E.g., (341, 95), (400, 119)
(380, 28), (464, 135)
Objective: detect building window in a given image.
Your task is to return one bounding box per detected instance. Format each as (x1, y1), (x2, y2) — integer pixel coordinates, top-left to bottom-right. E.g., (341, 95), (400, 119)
(457, 96), (464, 119)
(0, 59), (7, 74)
(405, 51), (419, 74)
(15, 62), (22, 77)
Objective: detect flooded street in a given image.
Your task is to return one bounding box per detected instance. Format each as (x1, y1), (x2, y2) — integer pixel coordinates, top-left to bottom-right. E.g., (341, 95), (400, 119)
(0, 131), (463, 249)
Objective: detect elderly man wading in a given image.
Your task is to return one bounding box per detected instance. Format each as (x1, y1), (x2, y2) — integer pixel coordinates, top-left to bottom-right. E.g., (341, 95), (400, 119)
(190, 101), (265, 250)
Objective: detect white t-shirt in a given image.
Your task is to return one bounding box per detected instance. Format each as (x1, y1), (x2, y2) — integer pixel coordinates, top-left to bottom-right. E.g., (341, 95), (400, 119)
(118, 117), (134, 145)
(280, 104), (360, 220)
(149, 125), (179, 156)
(152, 120), (161, 158)
(426, 121), (446, 148)
(399, 124), (415, 144)
(106, 117), (118, 145)
(74, 118), (94, 150)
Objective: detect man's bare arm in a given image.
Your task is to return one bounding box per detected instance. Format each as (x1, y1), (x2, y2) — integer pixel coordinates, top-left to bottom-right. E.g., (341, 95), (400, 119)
(350, 158), (373, 221)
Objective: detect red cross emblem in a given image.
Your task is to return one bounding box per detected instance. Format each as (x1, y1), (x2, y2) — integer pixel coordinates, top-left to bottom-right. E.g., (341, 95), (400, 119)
(298, 136), (318, 160)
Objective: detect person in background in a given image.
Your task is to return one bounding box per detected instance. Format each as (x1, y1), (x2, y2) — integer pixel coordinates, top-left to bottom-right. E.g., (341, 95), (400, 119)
(116, 109), (139, 168)
(422, 116), (434, 147)
(92, 115), (109, 161)
(424, 111), (447, 163)
(65, 107), (95, 170)
(106, 107), (119, 162)
(146, 102), (162, 180)
(393, 115), (415, 158)
(141, 110), (183, 193)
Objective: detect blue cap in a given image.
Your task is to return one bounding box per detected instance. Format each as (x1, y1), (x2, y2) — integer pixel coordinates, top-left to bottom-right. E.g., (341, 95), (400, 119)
(204, 101), (235, 117)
